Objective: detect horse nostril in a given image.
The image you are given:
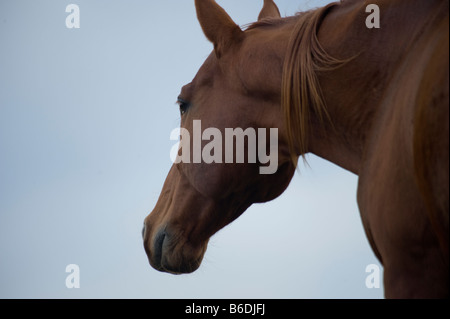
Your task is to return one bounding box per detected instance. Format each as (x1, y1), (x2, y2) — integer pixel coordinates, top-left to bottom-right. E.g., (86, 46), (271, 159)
(153, 229), (167, 266)
(141, 223), (146, 240)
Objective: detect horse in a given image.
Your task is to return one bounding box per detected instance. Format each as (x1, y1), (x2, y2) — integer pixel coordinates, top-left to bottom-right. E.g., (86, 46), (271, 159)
(143, 0), (449, 298)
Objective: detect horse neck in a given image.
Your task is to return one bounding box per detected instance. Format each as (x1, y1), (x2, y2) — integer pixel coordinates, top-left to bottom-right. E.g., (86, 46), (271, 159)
(301, 0), (445, 175)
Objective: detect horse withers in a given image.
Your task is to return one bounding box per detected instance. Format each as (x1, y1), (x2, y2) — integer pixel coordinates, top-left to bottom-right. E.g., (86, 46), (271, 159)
(143, 0), (449, 298)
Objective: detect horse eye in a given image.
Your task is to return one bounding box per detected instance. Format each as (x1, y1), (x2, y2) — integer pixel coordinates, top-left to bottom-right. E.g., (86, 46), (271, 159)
(177, 97), (190, 116)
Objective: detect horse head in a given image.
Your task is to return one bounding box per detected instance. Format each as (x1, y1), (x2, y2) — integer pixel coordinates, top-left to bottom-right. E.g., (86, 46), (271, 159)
(143, 0), (296, 274)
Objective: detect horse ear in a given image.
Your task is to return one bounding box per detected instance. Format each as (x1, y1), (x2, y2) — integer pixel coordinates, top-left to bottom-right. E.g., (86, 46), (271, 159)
(195, 0), (243, 59)
(258, 0), (281, 21)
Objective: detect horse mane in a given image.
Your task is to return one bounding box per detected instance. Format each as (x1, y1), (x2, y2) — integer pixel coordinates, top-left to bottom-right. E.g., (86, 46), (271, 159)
(281, 3), (346, 163)
(246, 3), (349, 164)
(245, 16), (292, 31)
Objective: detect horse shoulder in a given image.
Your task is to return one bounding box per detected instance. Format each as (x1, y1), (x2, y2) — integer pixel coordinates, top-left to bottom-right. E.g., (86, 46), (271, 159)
(412, 13), (449, 258)
(356, 8), (448, 297)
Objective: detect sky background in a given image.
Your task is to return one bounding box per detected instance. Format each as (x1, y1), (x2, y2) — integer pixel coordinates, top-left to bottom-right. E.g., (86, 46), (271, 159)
(0, 0), (383, 298)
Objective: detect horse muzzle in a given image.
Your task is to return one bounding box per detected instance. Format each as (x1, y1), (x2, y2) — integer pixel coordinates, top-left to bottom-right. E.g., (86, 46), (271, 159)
(143, 222), (207, 275)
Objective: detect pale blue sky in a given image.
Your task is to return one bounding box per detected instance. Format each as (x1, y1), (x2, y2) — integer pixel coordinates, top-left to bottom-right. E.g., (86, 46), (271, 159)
(0, 0), (383, 298)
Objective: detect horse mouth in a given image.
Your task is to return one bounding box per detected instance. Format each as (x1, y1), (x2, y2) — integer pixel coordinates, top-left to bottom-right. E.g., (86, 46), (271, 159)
(145, 226), (206, 275)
